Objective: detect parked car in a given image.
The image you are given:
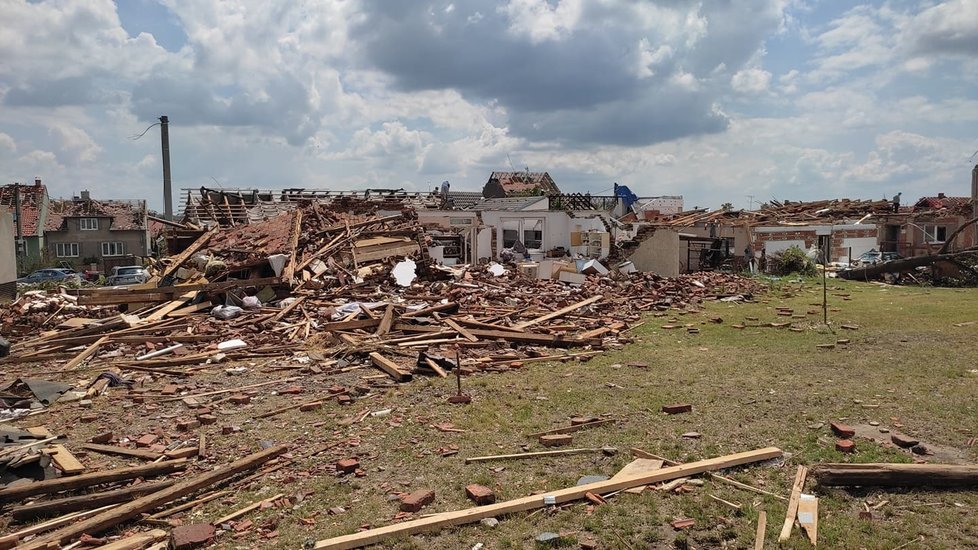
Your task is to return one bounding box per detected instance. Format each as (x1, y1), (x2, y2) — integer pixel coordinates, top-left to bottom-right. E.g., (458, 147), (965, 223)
(16, 268), (82, 285)
(855, 249), (903, 266)
(105, 265), (150, 286)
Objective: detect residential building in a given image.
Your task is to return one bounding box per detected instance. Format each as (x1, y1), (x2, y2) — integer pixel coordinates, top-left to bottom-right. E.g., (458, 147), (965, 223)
(44, 191), (151, 272)
(0, 210), (16, 301)
(482, 171), (560, 198)
(0, 179), (49, 270)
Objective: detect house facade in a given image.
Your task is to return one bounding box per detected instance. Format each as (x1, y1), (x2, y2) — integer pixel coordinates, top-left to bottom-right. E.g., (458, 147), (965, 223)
(44, 191), (151, 271)
(0, 179), (49, 271)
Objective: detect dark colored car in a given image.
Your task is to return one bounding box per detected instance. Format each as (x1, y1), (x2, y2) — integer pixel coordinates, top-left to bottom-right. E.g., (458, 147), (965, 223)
(16, 268), (82, 285)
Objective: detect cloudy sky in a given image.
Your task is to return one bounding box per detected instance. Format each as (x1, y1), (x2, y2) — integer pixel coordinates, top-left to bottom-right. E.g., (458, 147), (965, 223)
(1, 0), (976, 212)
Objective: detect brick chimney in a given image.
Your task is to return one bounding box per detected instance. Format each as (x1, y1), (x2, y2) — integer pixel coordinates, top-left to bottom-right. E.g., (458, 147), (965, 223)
(80, 190), (90, 201)
(34, 177), (41, 187)
(938, 192), (946, 199)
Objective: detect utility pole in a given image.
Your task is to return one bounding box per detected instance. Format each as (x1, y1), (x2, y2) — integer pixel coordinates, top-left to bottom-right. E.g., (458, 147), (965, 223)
(159, 115), (173, 220)
(746, 194), (755, 210)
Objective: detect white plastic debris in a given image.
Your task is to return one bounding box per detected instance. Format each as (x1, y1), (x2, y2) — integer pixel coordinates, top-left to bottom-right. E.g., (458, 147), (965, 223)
(211, 305), (243, 320)
(487, 263), (506, 277)
(392, 259), (418, 287)
(267, 254), (289, 276)
(241, 296), (262, 310)
(217, 339), (247, 351)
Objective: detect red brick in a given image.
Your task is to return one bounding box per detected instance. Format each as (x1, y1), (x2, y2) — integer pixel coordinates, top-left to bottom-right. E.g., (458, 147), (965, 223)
(570, 416), (598, 425)
(299, 402), (322, 412)
(891, 433), (919, 448)
(335, 458), (359, 474)
(135, 434), (158, 448)
(80, 413), (99, 423)
(337, 395), (353, 405)
(465, 484), (495, 505)
(161, 385), (179, 396)
(171, 523), (215, 549)
(279, 385), (305, 395)
(328, 385), (347, 394)
(166, 447), (199, 459)
(89, 431), (113, 444)
(539, 434), (573, 447)
(662, 403), (692, 415)
(197, 414), (218, 425)
(830, 422), (856, 438)
(399, 490), (435, 512)
(229, 394), (251, 405)
(835, 439), (856, 453)
(177, 420), (201, 431)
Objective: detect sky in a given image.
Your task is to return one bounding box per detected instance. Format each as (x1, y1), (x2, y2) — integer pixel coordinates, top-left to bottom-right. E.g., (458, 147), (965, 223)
(0, 0), (976, 213)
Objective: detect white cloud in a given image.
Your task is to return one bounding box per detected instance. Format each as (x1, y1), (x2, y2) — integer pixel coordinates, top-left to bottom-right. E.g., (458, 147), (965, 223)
(499, 0), (583, 44)
(731, 68), (772, 94)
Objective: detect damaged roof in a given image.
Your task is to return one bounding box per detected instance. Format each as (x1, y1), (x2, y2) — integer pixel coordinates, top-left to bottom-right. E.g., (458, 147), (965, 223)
(0, 182), (48, 236)
(46, 197), (147, 232)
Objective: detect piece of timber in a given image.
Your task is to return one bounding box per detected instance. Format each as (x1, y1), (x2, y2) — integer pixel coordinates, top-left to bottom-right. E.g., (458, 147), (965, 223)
(159, 226), (217, 280)
(63, 336), (109, 370)
(79, 293), (172, 306)
(797, 494), (818, 545)
(144, 292), (196, 322)
(443, 318), (478, 342)
(392, 323), (599, 347)
(212, 492), (284, 525)
(399, 302), (459, 319)
(321, 318), (381, 332)
(282, 210), (303, 283)
(0, 459), (187, 504)
(778, 465), (808, 542)
(375, 305), (395, 337)
(75, 277), (283, 297)
(369, 352), (412, 382)
(145, 489), (230, 520)
(466, 448), (617, 464)
(526, 418), (615, 439)
(629, 448), (787, 501)
(811, 463), (978, 487)
(513, 295), (603, 329)
(315, 447), (782, 549)
(11, 481), (176, 522)
(167, 301), (214, 317)
(155, 376), (302, 402)
(16, 445), (288, 550)
(754, 511), (767, 550)
(0, 504), (119, 549)
(89, 529), (167, 550)
(78, 443), (164, 461)
(43, 444), (86, 475)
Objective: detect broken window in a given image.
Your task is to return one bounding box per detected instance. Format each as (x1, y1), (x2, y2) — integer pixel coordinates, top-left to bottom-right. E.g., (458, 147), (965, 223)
(922, 225), (948, 243)
(523, 218), (544, 249)
(501, 219), (520, 248)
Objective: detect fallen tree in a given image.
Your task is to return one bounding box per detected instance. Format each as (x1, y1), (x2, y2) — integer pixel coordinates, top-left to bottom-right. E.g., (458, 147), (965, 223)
(812, 463), (978, 487)
(839, 248), (978, 281)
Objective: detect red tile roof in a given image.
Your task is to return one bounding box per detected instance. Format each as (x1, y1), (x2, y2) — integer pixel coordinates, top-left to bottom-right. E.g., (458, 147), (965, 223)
(0, 183), (47, 236)
(487, 171), (560, 195)
(913, 195), (972, 214)
(45, 197), (147, 232)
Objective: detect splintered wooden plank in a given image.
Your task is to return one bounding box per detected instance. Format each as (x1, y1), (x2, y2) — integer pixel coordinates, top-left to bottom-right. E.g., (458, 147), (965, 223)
(144, 292), (196, 322)
(513, 295), (603, 329)
(369, 352), (412, 382)
(754, 511), (767, 550)
(78, 443), (163, 461)
(63, 336), (109, 370)
(314, 447), (783, 550)
(778, 465), (808, 542)
(797, 494), (818, 545)
(444, 318), (479, 342)
(375, 305), (395, 336)
(611, 458), (664, 494)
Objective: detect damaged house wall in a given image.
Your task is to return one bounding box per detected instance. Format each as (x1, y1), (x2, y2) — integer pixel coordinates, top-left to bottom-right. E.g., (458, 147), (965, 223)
(0, 210), (15, 302)
(626, 227), (681, 277)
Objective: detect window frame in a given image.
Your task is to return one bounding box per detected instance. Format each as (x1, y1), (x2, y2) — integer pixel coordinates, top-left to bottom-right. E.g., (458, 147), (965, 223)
(79, 218), (99, 231)
(55, 242), (80, 258)
(922, 224), (948, 243)
(101, 241), (125, 257)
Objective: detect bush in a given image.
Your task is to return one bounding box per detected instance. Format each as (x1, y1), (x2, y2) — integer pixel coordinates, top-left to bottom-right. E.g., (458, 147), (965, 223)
(770, 246), (817, 276)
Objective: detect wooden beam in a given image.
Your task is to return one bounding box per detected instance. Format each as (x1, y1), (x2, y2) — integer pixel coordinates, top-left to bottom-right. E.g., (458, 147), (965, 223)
(89, 529), (167, 550)
(144, 291), (196, 322)
(283, 210), (303, 284)
(369, 352), (412, 382)
(392, 323), (599, 347)
(513, 295), (603, 329)
(43, 444), (86, 475)
(797, 494), (818, 545)
(155, 376), (302, 402)
(375, 305), (395, 337)
(160, 226), (217, 280)
(212, 493), (284, 525)
(443, 318), (478, 342)
(629, 448), (787, 501)
(17, 445), (288, 550)
(63, 336), (109, 370)
(145, 489), (230, 520)
(526, 418), (615, 439)
(79, 443), (164, 461)
(778, 465), (808, 542)
(811, 463), (978, 487)
(11, 482), (175, 522)
(0, 460), (187, 504)
(753, 511), (767, 550)
(315, 447), (783, 549)
(0, 504), (119, 549)
(465, 447), (615, 464)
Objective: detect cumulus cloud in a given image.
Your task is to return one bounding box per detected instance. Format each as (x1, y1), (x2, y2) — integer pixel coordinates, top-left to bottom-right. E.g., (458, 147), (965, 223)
(731, 68), (772, 94)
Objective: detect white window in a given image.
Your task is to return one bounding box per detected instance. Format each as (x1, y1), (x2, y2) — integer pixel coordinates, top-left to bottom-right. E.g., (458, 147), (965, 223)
(101, 242), (124, 256)
(449, 217), (473, 225)
(923, 225), (947, 243)
(56, 243), (79, 257)
(80, 218), (99, 230)
(500, 218), (545, 250)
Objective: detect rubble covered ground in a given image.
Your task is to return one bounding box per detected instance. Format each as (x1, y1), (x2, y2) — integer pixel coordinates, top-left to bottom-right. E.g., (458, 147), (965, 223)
(1, 203), (977, 549)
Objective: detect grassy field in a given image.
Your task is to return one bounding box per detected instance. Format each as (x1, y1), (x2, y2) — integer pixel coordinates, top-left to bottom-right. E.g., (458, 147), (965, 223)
(53, 278), (977, 549)
(200, 278), (976, 549)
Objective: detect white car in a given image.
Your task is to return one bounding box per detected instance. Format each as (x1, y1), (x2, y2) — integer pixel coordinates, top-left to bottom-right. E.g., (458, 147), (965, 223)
(105, 265), (150, 286)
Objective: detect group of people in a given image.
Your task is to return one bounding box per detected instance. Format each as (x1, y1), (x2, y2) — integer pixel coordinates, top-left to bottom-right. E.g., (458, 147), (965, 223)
(745, 245), (767, 273)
